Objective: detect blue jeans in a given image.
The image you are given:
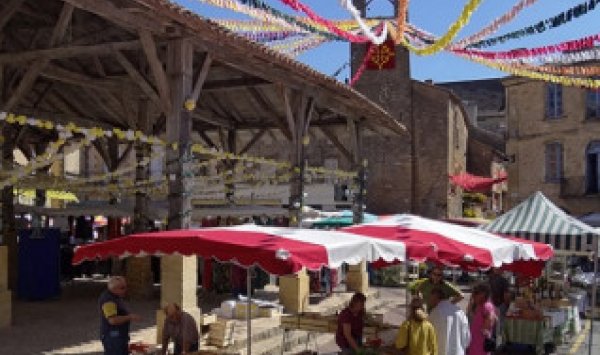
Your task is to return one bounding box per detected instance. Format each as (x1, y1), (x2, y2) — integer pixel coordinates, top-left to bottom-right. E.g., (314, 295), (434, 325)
(101, 331), (129, 355)
(174, 341), (199, 355)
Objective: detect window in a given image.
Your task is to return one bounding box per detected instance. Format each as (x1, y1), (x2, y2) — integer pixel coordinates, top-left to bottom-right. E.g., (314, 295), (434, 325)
(586, 141), (600, 194)
(545, 142), (563, 183)
(546, 83), (563, 119)
(586, 90), (600, 119)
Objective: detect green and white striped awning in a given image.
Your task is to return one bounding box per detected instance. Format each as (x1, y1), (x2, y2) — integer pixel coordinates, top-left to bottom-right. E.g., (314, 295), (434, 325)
(483, 191), (598, 251)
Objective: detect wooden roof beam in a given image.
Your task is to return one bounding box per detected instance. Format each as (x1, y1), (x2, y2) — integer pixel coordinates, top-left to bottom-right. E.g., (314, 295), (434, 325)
(0, 0), (25, 32)
(245, 87), (292, 141)
(38, 64), (130, 92)
(239, 128), (266, 156)
(202, 77), (270, 92)
(139, 29), (170, 115)
(62, 0), (164, 32)
(0, 40), (142, 65)
(192, 109), (234, 129)
(112, 49), (163, 111)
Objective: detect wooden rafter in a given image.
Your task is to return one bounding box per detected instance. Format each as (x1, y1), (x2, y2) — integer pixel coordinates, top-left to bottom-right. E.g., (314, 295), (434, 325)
(198, 130), (217, 149)
(246, 87), (292, 141)
(139, 29), (170, 115)
(189, 52), (212, 104)
(112, 49), (163, 110)
(239, 128), (266, 156)
(3, 3), (74, 112)
(281, 87), (297, 142)
(319, 126), (352, 162)
(0, 40), (142, 64)
(0, 0), (25, 32)
(62, 0), (163, 32)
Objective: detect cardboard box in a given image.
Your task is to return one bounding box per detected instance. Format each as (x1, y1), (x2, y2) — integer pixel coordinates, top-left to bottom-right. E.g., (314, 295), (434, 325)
(201, 313), (217, 326)
(279, 270), (309, 313)
(346, 270), (369, 294)
(208, 320), (235, 347)
(258, 306), (281, 318)
(235, 302), (259, 319)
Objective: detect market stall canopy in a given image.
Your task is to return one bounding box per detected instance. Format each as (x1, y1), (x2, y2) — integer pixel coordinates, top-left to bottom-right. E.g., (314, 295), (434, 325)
(482, 191), (598, 252)
(449, 172), (507, 192)
(72, 224), (435, 275)
(343, 214), (552, 275)
(309, 210), (378, 228)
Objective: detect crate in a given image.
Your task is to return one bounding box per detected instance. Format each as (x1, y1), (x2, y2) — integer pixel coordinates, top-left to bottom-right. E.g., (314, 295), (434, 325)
(258, 306), (281, 318)
(280, 315), (300, 329)
(235, 302), (259, 319)
(279, 270), (309, 313)
(346, 270), (369, 294)
(208, 320), (235, 347)
(201, 313), (217, 326)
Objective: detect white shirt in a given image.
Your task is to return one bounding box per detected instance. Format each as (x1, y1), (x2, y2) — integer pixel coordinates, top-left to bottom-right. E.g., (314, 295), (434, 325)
(429, 300), (471, 355)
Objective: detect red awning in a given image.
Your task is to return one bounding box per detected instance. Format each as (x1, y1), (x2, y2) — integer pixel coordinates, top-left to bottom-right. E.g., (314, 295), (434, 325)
(72, 225), (435, 275)
(449, 171), (507, 192)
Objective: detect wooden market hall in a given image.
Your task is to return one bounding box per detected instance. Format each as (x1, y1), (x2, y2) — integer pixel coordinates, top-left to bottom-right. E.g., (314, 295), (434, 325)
(0, 0), (405, 335)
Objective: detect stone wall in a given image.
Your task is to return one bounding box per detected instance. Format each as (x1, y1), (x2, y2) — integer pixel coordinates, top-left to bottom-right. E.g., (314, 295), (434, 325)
(505, 78), (600, 215)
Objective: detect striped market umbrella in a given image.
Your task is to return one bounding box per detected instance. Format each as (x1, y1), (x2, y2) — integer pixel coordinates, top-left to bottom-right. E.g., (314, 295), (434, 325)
(483, 191), (598, 252)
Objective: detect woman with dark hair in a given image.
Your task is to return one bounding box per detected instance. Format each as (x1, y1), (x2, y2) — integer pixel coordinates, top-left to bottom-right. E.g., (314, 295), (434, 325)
(467, 283), (497, 355)
(395, 298), (438, 355)
(335, 292), (366, 354)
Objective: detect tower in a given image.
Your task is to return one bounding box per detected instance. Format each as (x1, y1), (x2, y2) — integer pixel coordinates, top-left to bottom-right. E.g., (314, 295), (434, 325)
(350, 0), (415, 214)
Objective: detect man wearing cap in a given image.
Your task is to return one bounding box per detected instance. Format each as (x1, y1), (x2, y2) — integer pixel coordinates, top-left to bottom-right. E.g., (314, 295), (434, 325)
(161, 303), (200, 355)
(409, 266), (464, 311)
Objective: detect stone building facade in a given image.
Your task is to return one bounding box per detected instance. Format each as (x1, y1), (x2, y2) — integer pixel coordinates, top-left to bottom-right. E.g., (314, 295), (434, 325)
(504, 77), (600, 215)
(350, 41), (468, 218)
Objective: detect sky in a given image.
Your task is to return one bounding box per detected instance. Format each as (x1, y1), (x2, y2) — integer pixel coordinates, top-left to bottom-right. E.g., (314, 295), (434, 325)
(173, 0), (600, 83)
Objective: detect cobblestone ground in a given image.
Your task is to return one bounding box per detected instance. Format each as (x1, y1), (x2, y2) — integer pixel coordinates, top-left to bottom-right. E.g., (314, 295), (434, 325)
(0, 279), (595, 355)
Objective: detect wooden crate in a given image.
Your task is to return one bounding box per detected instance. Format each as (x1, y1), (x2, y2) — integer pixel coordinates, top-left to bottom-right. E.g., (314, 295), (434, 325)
(235, 302), (259, 319)
(258, 306), (281, 318)
(280, 315), (300, 329)
(201, 313), (217, 326)
(279, 270), (309, 313)
(346, 270), (369, 294)
(208, 320), (235, 347)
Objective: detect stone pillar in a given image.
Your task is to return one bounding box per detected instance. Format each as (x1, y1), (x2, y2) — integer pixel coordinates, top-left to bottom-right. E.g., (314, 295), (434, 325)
(0, 246), (12, 327)
(156, 37), (200, 343)
(126, 100), (154, 300)
(278, 269), (309, 313)
(346, 260), (369, 294)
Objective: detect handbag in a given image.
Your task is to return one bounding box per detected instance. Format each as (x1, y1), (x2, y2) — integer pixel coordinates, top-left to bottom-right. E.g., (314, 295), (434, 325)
(483, 336), (497, 352)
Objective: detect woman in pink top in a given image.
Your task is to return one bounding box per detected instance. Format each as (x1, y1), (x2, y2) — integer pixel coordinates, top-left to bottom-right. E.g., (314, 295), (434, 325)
(467, 283), (497, 355)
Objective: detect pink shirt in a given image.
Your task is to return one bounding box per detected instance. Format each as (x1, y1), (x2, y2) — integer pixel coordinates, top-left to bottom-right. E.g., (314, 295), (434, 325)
(467, 301), (496, 355)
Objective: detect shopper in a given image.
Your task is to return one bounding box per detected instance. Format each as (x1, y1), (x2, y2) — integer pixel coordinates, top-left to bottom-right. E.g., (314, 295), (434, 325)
(429, 287), (470, 355)
(335, 292), (366, 354)
(409, 265), (464, 311)
(98, 276), (141, 355)
(467, 283), (497, 355)
(395, 298), (438, 355)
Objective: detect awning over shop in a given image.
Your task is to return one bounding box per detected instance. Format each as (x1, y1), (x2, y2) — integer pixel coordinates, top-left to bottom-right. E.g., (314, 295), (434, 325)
(72, 224), (436, 275)
(344, 214), (552, 276)
(482, 191), (598, 252)
(449, 171), (507, 192)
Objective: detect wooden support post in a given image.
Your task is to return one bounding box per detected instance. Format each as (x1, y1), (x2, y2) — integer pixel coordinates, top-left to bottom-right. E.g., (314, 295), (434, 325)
(347, 118), (366, 224)
(283, 89), (314, 227)
(224, 129), (236, 204)
(158, 37), (200, 343)
(1, 128), (17, 291)
(126, 99), (153, 300)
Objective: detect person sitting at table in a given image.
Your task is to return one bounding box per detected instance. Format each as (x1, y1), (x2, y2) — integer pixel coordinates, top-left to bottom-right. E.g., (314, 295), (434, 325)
(467, 283), (497, 355)
(395, 298), (438, 355)
(409, 265), (464, 312)
(161, 303), (199, 355)
(429, 287), (470, 355)
(335, 292), (366, 354)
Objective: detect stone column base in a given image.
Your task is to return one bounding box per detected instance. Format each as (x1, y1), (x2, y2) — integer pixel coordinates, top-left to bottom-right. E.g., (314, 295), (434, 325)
(156, 307), (202, 344)
(0, 290), (12, 328)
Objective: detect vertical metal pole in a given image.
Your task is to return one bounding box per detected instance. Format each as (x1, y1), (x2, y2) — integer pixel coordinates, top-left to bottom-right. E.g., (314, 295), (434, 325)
(590, 236), (598, 355)
(247, 266), (252, 355)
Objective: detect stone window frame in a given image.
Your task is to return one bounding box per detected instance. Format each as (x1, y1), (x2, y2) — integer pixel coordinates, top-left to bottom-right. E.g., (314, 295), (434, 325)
(585, 89), (600, 120)
(545, 83), (563, 120)
(544, 141), (563, 183)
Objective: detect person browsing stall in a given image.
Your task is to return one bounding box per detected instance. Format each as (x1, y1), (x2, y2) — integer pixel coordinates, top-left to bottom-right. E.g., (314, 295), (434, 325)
(98, 276), (141, 355)
(395, 298), (438, 355)
(409, 266), (464, 311)
(428, 287), (470, 355)
(467, 283), (497, 355)
(335, 292), (366, 354)
(161, 303), (199, 355)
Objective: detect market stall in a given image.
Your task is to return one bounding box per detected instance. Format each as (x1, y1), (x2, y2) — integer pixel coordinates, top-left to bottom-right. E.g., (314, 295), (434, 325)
(72, 224), (436, 354)
(483, 191), (598, 353)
